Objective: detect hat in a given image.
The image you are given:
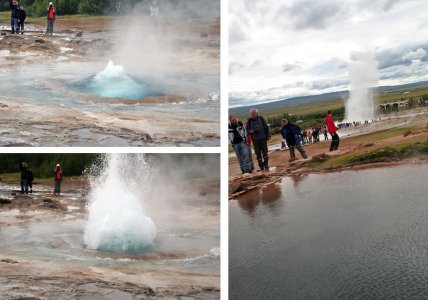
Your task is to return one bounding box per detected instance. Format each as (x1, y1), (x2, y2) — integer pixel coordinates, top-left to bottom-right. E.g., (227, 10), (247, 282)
(49, 2), (53, 5)
(56, 164), (60, 167)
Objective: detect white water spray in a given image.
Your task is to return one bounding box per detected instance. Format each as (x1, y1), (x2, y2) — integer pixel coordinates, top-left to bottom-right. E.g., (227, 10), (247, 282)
(88, 60), (147, 100)
(83, 154), (157, 254)
(345, 52), (379, 122)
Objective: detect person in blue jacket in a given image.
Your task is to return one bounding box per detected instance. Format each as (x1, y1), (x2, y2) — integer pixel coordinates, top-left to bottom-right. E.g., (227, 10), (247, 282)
(280, 119), (308, 162)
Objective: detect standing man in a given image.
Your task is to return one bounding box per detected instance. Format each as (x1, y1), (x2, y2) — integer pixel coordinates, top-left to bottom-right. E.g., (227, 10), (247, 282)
(246, 108), (271, 171)
(229, 115), (252, 174)
(18, 5), (26, 35)
(281, 119), (308, 162)
(53, 163), (62, 195)
(9, 0), (20, 34)
(46, 2), (55, 36)
(325, 110), (340, 151)
(27, 165), (34, 194)
(19, 162), (29, 194)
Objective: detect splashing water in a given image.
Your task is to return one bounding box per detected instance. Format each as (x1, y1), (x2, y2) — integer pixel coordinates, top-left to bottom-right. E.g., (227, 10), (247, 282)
(83, 154), (157, 254)
(86, 60), (163, 100)
(344, 52), (379, 122)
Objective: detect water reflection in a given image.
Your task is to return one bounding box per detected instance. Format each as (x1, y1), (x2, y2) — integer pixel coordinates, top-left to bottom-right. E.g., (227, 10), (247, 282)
(236, 182), (283, 216)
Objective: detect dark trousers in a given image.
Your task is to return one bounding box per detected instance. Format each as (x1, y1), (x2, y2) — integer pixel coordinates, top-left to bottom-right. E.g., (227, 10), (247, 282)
(46, 19), (54, 35)
(54, 180), (61, 195)
(289, 144), (308, 159)
(19, 20), (24, 33)
(330, 132), (340, 151)
(253, 139), (269, 170)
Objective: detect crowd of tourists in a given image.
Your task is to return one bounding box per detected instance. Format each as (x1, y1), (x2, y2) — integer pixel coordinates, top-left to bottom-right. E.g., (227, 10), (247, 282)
(229, 109), (341, 173)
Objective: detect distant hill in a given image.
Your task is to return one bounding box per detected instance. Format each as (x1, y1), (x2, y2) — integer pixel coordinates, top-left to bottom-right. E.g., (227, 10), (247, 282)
(229, 80), (428, 116)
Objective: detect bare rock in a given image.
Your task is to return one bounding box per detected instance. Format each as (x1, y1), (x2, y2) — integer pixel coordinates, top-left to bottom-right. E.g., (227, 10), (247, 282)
(229, 182), (243, 194)
(403, 130), (411, 137)
(76, 32), (83, 37)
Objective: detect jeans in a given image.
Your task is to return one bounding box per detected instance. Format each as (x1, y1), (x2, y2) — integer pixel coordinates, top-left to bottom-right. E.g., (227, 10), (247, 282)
(46, 19), (55, 35)
(232, 141), (252, 173)
(253, 139), (269, 170)
(11, 18), (19, 34)
(54, 180), (61, 195)
(21, 179), (28, 194)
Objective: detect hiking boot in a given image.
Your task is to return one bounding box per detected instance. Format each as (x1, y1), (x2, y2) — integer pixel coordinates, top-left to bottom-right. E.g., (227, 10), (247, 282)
(288, 157), (297, 162)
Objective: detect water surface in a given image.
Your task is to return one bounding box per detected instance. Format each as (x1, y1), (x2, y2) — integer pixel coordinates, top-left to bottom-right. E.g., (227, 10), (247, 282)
(230, 164), (428, 299)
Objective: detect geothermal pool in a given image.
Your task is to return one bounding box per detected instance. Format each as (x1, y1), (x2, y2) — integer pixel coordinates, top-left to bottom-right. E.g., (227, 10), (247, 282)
(0, 154), (220, 298)
(230, 164), (428, 299)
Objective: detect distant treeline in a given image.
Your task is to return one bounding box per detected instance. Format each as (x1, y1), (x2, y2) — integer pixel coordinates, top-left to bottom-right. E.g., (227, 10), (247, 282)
(0, 153), (98, 178)
(0, 0), (218, 18)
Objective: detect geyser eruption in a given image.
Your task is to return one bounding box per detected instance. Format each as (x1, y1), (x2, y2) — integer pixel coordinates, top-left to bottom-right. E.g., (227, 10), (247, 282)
(84, 153), (157, 254)
(87, 60), (162, 100)
(345, 52), (379, 122)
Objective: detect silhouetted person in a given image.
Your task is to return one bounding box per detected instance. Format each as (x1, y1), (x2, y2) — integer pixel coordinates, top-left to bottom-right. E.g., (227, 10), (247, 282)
(246, 108), (271, 171)
(281, 119), (308, 162)
(28, 166), (33, 193)
(53, 163), (62, 195)
(19, 162), (30, 194)
(326, 110), (339, 151)
(18, 5), (26, 34)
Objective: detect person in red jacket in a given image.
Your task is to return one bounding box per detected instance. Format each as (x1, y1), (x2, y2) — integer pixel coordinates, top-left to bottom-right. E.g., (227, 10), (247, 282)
(53, 163), (63, 195)
(45, 2), (55, 35)
(325, 110), (339, 151)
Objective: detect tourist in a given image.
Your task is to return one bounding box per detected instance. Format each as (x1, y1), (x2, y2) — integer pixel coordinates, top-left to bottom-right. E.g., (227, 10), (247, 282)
(53, 163), (62, 195)
(27, 165), (34, 194)
(18, 5), (26, 35)
(323, 127), (328, 140)
(325, 110), (340, 151)
(19, 162), (30, 194)
(281, 119), (308, 162)
(307, 130), (312, 144)
(229, 115), (252, 174)
(9, 0), (20, 34)
(45, 2), (55, 36)
(246, 108), (271, 171)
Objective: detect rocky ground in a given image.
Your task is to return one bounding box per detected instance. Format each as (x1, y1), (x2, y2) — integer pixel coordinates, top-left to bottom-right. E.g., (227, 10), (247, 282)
(229, 107), (428, 199)
(0, 178), (220, 299)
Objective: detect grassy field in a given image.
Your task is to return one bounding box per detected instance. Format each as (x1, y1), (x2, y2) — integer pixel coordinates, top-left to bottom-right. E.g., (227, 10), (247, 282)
(0, 173), (82, 185)
(0, 11), (116, 24)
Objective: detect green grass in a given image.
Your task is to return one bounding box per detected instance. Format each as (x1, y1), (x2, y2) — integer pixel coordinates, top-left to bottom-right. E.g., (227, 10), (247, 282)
(355, 125), (422, 143)
(0, 173), (82, 184)
(0, 12), (116, 23)
(306, 139), (428, 170)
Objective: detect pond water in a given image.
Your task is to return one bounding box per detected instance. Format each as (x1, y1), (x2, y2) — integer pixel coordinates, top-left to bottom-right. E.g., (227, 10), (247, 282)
(230, 164), (428, 299)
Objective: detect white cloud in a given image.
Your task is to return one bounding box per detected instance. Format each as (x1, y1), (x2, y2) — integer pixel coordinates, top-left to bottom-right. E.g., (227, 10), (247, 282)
(229, 0), (428, 106)
(402, 48), (427, 61)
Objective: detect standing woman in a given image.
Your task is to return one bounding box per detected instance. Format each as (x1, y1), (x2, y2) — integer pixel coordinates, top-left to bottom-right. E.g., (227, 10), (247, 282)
(53, 163), (62, 195)
(46, 2), (55, 35)
(325, 110), (340, 151)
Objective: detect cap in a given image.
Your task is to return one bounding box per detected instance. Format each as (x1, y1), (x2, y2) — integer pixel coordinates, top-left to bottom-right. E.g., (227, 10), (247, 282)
(49, 2), (53, 5)
(56, 164), (60, 167)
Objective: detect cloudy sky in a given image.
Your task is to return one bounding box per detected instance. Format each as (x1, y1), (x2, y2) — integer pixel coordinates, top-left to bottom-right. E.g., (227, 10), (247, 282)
(229, 0), (428, 107)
